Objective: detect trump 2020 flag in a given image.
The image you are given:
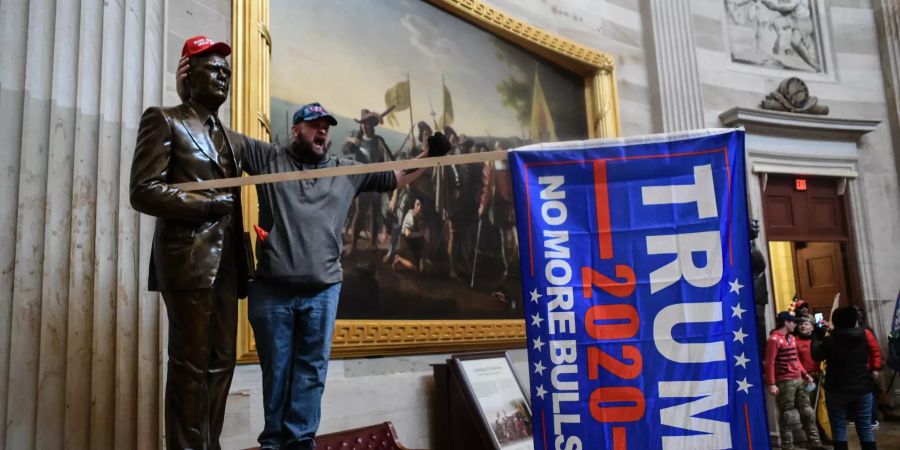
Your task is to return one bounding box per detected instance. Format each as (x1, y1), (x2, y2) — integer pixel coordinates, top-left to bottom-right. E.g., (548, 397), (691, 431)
(509, 129), (769, 450)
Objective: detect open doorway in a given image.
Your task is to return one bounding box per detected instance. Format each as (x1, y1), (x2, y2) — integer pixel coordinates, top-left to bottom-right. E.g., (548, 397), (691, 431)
(768, 241), (850, 315)
(762, 174), (862, 317)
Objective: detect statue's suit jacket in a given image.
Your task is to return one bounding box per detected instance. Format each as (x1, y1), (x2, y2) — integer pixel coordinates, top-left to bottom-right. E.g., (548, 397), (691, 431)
(130, 103), (250, 297)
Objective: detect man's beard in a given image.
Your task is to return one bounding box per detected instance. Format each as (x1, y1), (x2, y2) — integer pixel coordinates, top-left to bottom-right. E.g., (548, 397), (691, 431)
(289, 137), (321, 163)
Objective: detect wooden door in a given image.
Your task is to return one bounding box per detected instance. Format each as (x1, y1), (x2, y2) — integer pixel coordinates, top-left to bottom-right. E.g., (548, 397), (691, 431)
(793, 242), (847, 313)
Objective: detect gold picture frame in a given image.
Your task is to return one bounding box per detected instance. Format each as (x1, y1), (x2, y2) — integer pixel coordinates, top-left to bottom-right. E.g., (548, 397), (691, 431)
(231, 0), (620, 363)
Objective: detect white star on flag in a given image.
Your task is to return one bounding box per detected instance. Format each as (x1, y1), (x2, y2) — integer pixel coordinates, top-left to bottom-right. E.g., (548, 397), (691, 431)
(731, 303), (746, 319)
(729, 278), (744, 294)
(734, 352), (750, 369)
(732, 328), (748, 344)
(535, 384), (547, 399)
(532, 336), (545, 351)
(736, 377), (753, 394)
(530, 289), (542, 303)
(534, 360), (546, 376)
(530, 313), (544, 328)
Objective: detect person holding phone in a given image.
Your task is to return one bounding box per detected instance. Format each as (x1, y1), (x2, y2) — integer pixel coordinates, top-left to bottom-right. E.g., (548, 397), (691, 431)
(812, 306), (880, 450)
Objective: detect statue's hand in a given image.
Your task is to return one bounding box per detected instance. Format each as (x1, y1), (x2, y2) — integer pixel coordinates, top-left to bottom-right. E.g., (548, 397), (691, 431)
(176, 57), (190, 102)
(207, 193), (234, 217)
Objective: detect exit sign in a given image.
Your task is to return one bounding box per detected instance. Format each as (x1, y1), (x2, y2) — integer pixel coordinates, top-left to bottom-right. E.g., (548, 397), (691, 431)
(795, 178), (807, 191)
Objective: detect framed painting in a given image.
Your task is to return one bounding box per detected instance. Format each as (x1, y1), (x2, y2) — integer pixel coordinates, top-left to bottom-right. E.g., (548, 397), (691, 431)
(231, 0), (619, 361)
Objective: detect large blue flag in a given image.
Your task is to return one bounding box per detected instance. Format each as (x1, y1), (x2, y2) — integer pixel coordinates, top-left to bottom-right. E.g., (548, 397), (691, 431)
(509, 129), (769, 450)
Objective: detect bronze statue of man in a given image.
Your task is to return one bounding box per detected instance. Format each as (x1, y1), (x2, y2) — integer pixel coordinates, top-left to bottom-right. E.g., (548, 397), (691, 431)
(130, 35), (249, 450)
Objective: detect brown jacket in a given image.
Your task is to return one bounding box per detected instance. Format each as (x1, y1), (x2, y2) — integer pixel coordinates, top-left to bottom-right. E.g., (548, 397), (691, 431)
(130, 103), (249, 296)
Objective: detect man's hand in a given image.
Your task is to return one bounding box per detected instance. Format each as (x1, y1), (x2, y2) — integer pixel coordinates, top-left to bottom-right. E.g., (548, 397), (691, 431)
(768, 385), (779, 396)
(804, 374), (814, 385)
(207, 192), (234, 217)
(176, 56), (190, 102)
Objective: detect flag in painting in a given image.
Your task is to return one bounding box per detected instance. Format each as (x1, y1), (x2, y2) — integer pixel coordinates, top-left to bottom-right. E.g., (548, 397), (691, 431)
(438, 76), (454, 131)
(530, 70), (557, 143)
(384, 79), (411, 127)
(509, 129), (769, 450)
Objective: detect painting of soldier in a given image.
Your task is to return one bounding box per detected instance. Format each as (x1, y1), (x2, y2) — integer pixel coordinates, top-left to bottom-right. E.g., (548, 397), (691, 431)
(724, 0), (827, 73)
(266, 0), (588, 321)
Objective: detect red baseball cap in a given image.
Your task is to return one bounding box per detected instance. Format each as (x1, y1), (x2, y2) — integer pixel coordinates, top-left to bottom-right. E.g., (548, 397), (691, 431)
(181, 35), (232, 58)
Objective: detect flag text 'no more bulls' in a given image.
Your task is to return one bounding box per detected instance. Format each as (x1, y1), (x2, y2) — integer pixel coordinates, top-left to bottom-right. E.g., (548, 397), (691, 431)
(510, 129), (768, 450)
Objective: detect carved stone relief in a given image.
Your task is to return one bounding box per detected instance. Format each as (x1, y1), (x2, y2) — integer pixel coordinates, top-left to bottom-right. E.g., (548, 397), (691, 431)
(724, 0), (826, 73)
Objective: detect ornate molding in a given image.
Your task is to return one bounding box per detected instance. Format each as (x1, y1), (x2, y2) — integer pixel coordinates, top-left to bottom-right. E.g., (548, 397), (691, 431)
(719, 107), (880, 141)
(427, 0), (614, 71)
(238, 319), (525, 362)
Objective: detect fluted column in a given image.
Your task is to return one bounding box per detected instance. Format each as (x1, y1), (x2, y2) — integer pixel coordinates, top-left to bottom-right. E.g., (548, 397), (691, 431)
(875, 0), (900, 179)
(645, 0), (705, 132)
(0, 0), (164, 448)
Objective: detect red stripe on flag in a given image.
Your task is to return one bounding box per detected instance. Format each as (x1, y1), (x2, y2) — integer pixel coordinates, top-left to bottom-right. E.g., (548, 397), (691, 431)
(525, 168), (535, 276)
(542, 410), (548, 450)
(593, 160), (613, 260)
(613, 426), (627, 450)
(744, 403), (753, 450)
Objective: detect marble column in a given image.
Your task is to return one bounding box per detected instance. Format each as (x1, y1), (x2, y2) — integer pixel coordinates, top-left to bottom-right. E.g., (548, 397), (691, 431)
(645, 0), (705, 132)
(875, 0), (900, 181)
(0, 0), (164, 448)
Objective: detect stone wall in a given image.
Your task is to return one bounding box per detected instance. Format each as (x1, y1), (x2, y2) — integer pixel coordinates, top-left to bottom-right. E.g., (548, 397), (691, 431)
(0, 0), (165, 448)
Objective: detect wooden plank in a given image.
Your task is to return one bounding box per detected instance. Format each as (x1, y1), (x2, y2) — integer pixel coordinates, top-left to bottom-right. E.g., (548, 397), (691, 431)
(174, 150), (509, 191)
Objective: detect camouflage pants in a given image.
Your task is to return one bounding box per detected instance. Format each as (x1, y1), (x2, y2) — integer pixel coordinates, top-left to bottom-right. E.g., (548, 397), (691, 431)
(776, 379), (821, 449)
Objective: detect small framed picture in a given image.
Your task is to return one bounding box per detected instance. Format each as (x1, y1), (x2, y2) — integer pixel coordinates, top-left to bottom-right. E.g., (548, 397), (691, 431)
(450, 352), (534, 450)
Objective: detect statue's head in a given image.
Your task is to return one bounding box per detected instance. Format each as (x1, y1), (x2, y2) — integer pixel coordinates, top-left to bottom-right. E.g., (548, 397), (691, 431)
(181, 36), (232, 110)
(749, 219), (760, 240)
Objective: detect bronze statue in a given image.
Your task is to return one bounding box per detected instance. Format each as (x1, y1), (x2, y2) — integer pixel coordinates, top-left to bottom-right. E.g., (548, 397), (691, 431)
(749, 220), (770, 359)
(130, 35), (249, 450)
(760, 77), (829, 114)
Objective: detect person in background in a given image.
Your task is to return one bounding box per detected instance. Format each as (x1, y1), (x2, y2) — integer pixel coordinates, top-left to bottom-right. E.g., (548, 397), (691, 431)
(794, 298), (810, 318)
(851, 305), (884, 430)
(812, 306), (879, 450)
(795, 315), (829, 442)
(766, 311), (823, 450)
(342, 109), (395, 256)
(392, 197), (428, 272)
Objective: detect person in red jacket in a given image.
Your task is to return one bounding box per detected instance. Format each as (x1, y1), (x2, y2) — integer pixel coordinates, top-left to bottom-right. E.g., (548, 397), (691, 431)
(851, 305), (883, 429)
(767, 311), (824, 450)
(795, 315), (821, 377)
(795, 315), (830, 441)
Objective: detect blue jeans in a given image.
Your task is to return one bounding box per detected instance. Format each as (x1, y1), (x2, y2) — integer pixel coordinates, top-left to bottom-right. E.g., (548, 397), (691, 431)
(826, 391), (875, 443)
(248, 280), (342, 450)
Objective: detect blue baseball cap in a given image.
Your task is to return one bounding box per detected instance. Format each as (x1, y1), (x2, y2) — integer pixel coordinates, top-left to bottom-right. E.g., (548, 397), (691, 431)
(293, 102), (338, 126)
(776, 311), (799, 323)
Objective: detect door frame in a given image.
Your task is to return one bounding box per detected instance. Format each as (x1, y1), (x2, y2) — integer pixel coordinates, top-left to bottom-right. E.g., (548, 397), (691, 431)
(720, 107), (881, 329)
